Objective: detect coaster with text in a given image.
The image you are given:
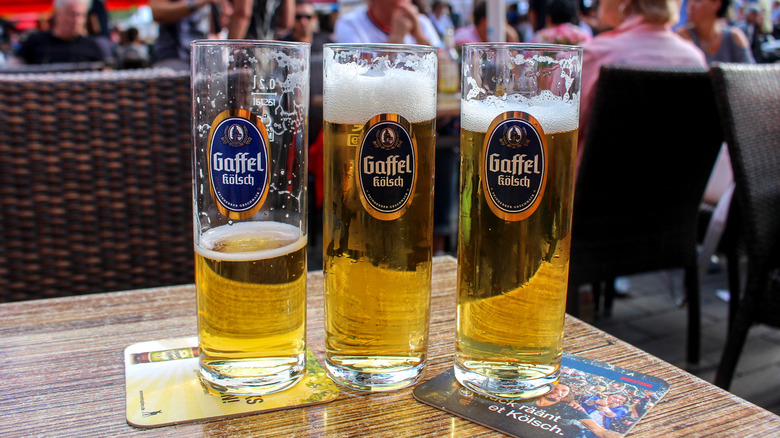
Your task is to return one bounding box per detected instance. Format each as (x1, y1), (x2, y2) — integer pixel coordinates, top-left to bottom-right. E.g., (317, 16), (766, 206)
(414, 353), (669, 437)
(125, 337), (339, 428)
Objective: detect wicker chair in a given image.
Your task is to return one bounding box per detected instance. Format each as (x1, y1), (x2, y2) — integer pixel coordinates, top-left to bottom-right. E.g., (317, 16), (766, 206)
(709, 63), (780, 389)
(0, 69), (194, 302)
(0, 61), (107, 74)
(567, 65), (723, 364)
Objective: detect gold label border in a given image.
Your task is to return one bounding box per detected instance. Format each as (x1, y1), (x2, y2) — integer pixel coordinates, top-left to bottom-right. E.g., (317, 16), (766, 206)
(206, 109), (271, 220)
(356, 114), (418, 221)
(481, 111), (548, 221)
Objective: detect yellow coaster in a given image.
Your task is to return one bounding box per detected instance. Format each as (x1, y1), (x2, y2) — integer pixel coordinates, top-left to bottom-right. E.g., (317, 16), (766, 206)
(124, 337), (339, 428)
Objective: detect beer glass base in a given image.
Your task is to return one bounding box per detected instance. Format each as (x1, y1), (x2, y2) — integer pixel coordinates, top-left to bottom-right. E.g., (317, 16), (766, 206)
(199, 355), (306, 396)
(453, 362), (559, 400)
(326, 357), (425, 392)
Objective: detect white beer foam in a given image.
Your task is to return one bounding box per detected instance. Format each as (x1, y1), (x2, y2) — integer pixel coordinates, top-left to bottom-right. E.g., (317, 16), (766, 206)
(461, 92), (579, 134)
(195, 221), (305, 262)
(324, 62), (437, 124)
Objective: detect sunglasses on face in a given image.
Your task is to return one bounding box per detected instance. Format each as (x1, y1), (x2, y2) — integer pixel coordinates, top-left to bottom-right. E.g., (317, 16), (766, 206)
(295, 14), (314, 20)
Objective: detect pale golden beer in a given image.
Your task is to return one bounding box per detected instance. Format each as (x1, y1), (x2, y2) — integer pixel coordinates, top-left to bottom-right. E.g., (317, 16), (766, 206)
(456, 128), (577, 392)
(323, 44), (437, 391)
(323, 119), (434, 384)
(191, 41), (310, 395)
(455, 44), (582, 399)
(196, 222), (307, 394)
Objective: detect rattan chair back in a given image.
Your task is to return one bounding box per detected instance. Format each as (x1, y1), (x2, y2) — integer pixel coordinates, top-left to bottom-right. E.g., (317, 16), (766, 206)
(0, 69), (194, 301)
(568, 64), (723, 363)
(709, 63), (780, 388)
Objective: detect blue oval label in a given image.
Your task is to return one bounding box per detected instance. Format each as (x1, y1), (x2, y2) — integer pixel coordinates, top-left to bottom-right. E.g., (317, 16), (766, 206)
(207, 110), (270, 220)
(357, 115), (417, 220)
(482, 111), (547, 221)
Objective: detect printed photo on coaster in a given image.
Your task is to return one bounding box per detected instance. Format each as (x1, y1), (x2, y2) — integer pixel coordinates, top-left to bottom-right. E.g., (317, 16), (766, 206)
(413, 353), (669, 438)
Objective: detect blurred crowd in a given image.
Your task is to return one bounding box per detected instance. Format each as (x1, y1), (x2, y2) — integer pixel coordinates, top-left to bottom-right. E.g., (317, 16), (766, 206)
(0, 0), (777, 70)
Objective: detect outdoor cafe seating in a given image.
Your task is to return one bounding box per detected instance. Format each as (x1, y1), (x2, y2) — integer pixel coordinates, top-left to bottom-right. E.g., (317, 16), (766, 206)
(1, 59), (779, 434)
(0, 67), (193, 301)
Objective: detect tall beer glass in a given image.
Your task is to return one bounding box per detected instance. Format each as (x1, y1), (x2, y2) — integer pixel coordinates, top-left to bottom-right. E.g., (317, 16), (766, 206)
(191, 41), (310, 395)
(322, 44), (437, 391)
(455, 44), (582, 399)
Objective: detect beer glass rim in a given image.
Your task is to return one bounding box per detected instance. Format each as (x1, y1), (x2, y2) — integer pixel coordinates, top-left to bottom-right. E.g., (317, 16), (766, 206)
(191, 39), (311, 49)
(462, 43), (582, 54)
(324, 42), (436, 54)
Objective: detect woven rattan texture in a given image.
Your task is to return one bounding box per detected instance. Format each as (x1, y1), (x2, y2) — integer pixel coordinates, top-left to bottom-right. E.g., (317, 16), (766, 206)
(711, 64), (780, 269)
(567, 65), (723, 343)
(570, 65), (722, 283)
(710, 63), (780, 388)
(0, 69), (194, 301)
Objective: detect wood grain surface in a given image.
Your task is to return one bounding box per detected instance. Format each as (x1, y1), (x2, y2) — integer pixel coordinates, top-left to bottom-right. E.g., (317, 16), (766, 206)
(1, 256), (778, 437)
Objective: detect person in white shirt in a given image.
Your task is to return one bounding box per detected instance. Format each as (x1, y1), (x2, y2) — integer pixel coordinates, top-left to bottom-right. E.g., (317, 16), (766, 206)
(334, 0), (443, 47)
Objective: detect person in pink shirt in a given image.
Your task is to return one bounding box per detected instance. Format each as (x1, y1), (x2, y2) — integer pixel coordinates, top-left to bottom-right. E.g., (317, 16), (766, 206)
(577, 0), (707, 168)
(532, 0), (593, 45)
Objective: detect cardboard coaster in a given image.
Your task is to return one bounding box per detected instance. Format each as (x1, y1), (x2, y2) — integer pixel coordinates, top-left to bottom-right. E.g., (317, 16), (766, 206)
(125, 337), (339, 428)
(414, 353), (669, 438)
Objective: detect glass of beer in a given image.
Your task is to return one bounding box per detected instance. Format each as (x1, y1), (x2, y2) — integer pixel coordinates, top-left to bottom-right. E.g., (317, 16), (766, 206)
(191, 40), (310, 395)
(455, 44), (582, 399)
(322, 43), (437, 391)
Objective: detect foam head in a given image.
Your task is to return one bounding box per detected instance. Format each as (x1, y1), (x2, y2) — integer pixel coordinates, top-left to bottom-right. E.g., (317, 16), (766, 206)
(461, 92), (580, 134)
(323, 47), (437, 125)
(195, 221), (305, 262)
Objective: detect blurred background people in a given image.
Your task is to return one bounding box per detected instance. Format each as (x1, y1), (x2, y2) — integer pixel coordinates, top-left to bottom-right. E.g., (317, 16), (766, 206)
(533, 0), (593, 44)
(773, 0), (780, 33)
(529, 0), (551, 31)
(280, 0), (330, 50)
(0, 18), (17, 64)
(88, 0), (110, 38)
(334, 0), (443, 47)
(428, 0), (455, 35)
(318, 3), (339, 40)
(86, 9), (116, 65)
(508, 2), (536, 41)
(577, 0), (707, 167)
(116, 26), (150, 69)
(736, 2), (773, 61)
(454, 1), (520, 46)
(676, 0), (754, 63)
(227, 0), (294, 39)
(17, 0), (106, 64)
(150, 0), (230, 70)
(281, 0), (330, 145)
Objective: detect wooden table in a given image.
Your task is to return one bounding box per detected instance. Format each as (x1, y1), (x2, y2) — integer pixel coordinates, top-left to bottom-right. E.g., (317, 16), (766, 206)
(1, 256), (778, 437)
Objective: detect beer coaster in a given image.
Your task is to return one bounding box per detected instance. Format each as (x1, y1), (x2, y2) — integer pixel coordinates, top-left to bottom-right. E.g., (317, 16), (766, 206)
(413, 353), (669, 438)
(124, 337), (339, 428)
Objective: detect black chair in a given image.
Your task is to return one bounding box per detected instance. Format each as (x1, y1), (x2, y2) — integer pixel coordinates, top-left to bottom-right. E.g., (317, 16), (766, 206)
(567, 65), (724, 364)
(709, 63), (780, 389)
(0, 68), (194, 302)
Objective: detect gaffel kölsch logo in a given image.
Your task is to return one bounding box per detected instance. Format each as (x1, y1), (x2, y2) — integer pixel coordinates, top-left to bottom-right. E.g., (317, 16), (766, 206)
(499, 124), (531, 149)
(374, 126), (401, 150)
(207, 110), (270, 220)
(221, 123), (253, 147)
(358, 115), (417, 220)
(482, 112), (548, 221)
